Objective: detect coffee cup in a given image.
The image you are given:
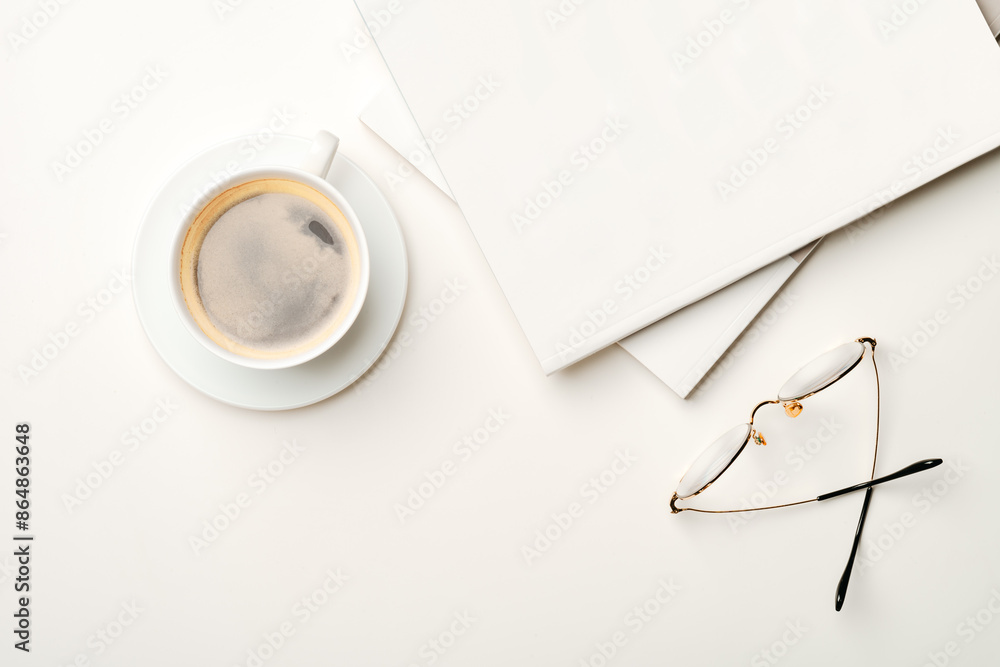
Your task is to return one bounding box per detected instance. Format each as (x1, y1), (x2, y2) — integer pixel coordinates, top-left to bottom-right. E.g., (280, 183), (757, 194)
(168, 131), (370, 370)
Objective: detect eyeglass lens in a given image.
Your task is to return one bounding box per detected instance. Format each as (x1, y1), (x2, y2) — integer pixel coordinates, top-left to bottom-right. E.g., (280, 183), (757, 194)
(676, 423), (751, 499)
(777, 341), (865, 401)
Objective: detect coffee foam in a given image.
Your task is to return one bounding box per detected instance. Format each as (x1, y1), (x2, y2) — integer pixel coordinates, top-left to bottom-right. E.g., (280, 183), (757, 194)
(178, 178), (361, 359)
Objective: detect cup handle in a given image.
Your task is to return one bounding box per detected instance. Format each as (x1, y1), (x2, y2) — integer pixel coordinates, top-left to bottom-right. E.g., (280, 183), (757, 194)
(300, 130), (340, 178)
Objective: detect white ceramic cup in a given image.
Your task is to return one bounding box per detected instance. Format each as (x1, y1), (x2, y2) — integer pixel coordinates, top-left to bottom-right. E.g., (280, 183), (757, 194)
(168, 131), (370, 370)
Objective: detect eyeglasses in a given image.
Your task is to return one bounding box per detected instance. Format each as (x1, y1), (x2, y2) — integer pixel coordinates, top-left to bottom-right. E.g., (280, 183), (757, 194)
(670, 337), (942, 611)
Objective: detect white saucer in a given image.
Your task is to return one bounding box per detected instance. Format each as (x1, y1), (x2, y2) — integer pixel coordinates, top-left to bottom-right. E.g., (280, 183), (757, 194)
(131, 135), (408, 410)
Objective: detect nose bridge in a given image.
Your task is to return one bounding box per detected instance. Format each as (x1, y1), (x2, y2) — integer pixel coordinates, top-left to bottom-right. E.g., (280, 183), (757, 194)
(750, 399), (779, 423)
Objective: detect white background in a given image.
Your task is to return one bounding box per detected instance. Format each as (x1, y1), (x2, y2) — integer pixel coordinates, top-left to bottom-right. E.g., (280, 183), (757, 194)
(1, 1), (999, 666)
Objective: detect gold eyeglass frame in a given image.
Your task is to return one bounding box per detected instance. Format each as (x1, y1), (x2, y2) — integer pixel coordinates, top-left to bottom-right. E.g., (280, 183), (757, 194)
(668, 336), (943, 611)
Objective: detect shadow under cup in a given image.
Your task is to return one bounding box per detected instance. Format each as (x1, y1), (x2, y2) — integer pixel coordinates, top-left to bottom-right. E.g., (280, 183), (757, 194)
(171, 169), (369, 369)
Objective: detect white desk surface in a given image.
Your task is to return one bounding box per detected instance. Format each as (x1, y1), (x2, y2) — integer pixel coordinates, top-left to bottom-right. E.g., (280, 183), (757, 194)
(2, 1), (999, 665)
